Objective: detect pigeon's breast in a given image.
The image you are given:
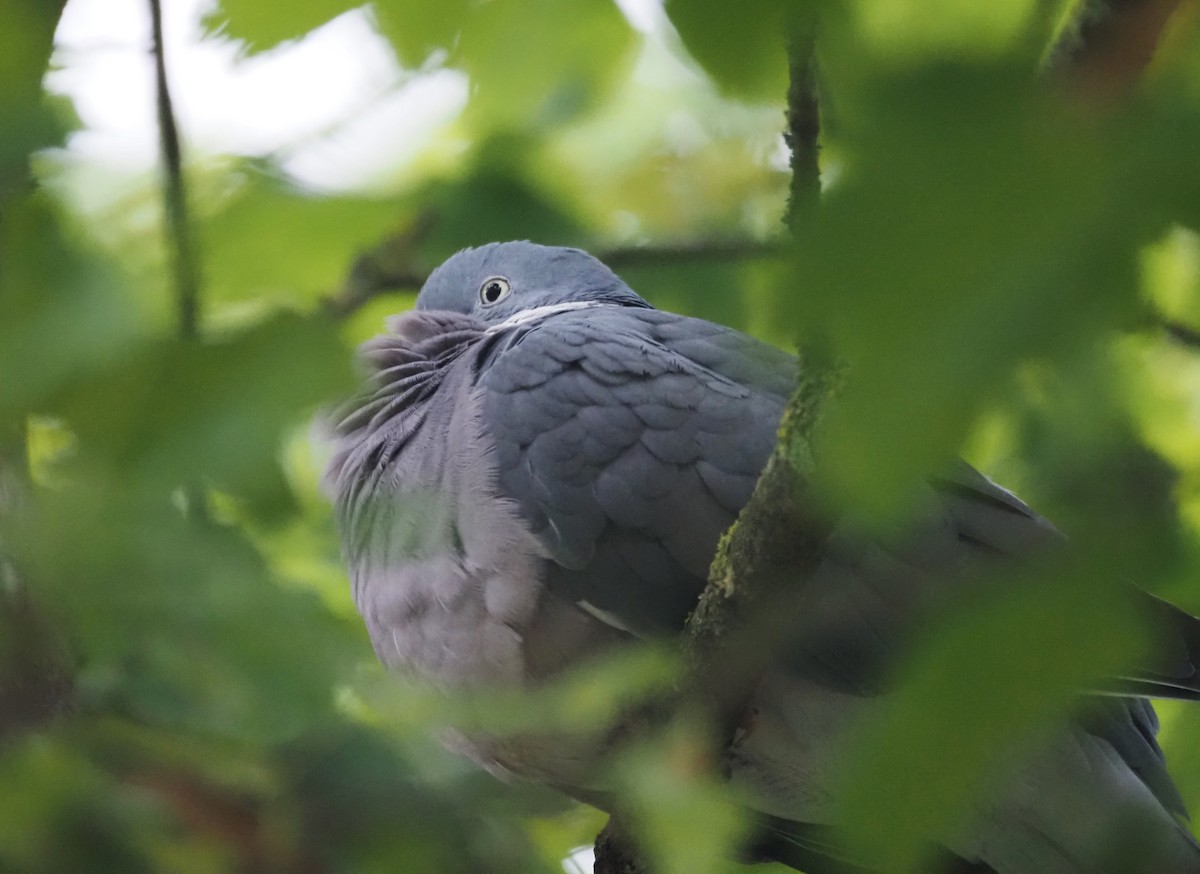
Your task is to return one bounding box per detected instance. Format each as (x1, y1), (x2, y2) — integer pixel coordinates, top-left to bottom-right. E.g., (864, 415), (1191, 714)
(327, 312), (623, 689)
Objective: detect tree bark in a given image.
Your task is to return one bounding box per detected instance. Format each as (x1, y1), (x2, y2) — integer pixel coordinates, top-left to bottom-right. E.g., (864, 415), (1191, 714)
(0, 425), (74, 741)
(783, 32), (822, 238)
(593, 818), (651, 874)
(1047, 0), (1188, 101)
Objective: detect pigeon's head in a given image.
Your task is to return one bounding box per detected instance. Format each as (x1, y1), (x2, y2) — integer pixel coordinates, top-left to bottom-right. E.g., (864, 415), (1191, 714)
(415, 241), (649, 324)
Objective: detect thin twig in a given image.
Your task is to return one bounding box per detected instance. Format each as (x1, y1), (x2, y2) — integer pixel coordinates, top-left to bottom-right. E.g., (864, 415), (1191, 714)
(1159, 317), (1200, 349)
(783, 32), (821, 236)
(149, 0), (201, 340)
(149, 0), (209, 521)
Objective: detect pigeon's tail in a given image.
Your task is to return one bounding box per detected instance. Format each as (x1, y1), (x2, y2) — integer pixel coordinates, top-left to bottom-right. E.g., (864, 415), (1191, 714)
(1113, 593), (1200, 702)
(947, 765), (1200, 874)
(747, 817), (996, 874)
(748, 815), (1200, 874)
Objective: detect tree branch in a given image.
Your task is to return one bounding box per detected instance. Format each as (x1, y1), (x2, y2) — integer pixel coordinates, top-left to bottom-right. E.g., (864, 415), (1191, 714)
(149, 0), (201, 340)
(1158, 316), (1200, 349)
(596, 33), (832, 872)
(1047, 0), (1189, 101)
(685, 346), (841, 731)
(783, 32), (821, 236)
(678, 20), (830, 754)
(593, 818), (651, 874)
(0, 425), (75, 741)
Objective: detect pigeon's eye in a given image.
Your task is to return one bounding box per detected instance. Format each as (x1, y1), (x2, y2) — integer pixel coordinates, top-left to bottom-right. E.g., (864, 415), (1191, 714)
(479, 276), (511, 306)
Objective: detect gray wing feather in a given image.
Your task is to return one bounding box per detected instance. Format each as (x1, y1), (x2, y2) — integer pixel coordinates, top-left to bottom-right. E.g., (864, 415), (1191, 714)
(1078, 697), (1187, 818)
(476, 307), (793, 633)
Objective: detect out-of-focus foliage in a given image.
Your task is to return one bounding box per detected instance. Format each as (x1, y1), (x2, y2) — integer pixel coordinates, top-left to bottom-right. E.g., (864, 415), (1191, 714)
(3, 1), (1200, 872)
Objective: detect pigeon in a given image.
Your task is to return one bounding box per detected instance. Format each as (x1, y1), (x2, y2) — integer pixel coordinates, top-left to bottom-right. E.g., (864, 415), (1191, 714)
(326, 241), (1200, 873)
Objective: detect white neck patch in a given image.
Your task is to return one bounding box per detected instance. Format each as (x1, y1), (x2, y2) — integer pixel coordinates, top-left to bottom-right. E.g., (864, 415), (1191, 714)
(485, 300), (601, 333)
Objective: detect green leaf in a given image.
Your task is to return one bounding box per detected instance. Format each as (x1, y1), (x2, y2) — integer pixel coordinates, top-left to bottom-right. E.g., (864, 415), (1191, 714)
(202, 0), (360, 53)
(201, 174), (408, 310)
(787, 69), (1162, 512)
(617, 718), (751, 874)
(374, 0), (472, 66)
(836, 564), (1155, 869)
(0, 0), (65, 198)
(847, 0), (1046, 62)
(0, 738), (157, 873)
(0, 194), (140, 423)
(20, 490), (363, 742)
(665, 0), (802, 100)
(277, 724), (561, 873)
(45, 312), (354, 505)
(454, 0), (637, 129)
(417, 142), (589, 261)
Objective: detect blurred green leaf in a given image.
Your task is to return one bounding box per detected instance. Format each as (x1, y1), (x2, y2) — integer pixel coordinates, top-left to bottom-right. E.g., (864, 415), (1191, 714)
(837, 563), (1156, 870)
(374, 0), (472, 66)
(418, 140), (589, 261)
(202, 0), (360, 53)
(45, 311), (353, 506)
(617, 718), (752, 874)
(791, 69), (1163, 512)
(453, 0), (637, 129)
(0, 193), (140, 424)
(0, 736), (171, 874)
(201, 174), (407, 311)
(665, 0), (798, 100)
(1157, 700), (1200, 816)
(846, 0), (1051, 62)
(277, 723), (561, 874)
(20, 491), (362, 742)
(0, 0), (64, 198)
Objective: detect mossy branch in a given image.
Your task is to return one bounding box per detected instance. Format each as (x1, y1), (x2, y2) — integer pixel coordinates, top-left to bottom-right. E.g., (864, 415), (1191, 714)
(684, 347), (842, 735)
(594, 27), (829, 874)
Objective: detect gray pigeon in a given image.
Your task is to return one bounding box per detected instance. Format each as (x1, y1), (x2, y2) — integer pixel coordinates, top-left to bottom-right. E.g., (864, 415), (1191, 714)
(326, 241), (1200, 874)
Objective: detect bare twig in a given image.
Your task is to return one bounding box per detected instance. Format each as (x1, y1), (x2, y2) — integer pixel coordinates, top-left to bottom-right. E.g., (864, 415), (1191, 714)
(324, 259), (427, 319)
(148, 0), (211, 519)
(783, 32), (821, 236)
(1159, 316), (1200, 349)
(149, 0), (201, 340)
